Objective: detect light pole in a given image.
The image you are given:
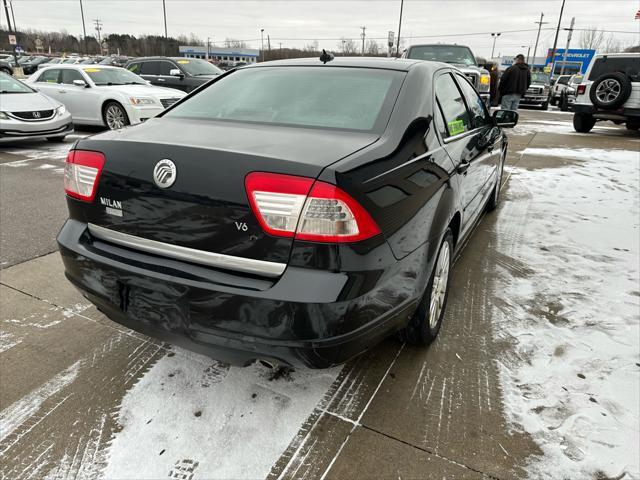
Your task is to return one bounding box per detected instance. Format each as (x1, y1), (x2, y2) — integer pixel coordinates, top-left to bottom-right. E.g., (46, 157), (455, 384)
(532, 12), (548, 72)
(162, 0), (168, 38)
(79, 0), (87, 55)
(395, 0), (404, 57)
(549, 0), (566, 79)
(206, 37), (211, 61)
(260, 29), (264, 62)
(521, 45), (532, 64)
(490, 32), (501, 59)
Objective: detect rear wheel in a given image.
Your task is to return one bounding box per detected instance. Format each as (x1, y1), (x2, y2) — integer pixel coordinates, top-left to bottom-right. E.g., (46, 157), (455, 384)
(573, 113), (596, 133)
(103, 102), (130, 130)
(399, 230), (453, 346)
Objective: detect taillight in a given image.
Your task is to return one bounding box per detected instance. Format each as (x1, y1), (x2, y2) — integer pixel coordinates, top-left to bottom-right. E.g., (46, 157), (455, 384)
(576, 84), (586, 95)
(245, 172), (381, 243)
(64, 150), (105, 202)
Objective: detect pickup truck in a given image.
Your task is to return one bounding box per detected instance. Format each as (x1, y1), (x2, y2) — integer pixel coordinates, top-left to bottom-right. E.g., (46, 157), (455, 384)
(521, 72), (552, 110)
(403, 44), (491, 106)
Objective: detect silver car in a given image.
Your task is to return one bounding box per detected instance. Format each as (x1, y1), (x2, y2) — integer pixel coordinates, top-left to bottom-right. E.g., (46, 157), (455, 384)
(0, 72), (73, 143)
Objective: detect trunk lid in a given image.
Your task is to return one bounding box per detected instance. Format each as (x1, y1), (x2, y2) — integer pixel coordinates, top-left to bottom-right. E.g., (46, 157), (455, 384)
(73, 117), (378, 269)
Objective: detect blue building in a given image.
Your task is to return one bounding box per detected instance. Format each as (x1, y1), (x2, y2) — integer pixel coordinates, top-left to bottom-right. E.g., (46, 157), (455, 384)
(179, 45), (259, 63)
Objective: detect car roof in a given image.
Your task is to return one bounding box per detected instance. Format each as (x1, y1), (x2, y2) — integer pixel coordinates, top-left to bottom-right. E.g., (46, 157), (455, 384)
(127, 57), (201, 62)
(246, 56), (433, 72)
(43, 64), (120, 69)
(593, 52), (639, 58)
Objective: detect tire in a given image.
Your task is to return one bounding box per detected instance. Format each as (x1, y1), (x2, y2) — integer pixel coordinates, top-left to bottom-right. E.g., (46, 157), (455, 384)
(486, 153), (505, 212)
(589, 72), (632, 110)
(560, 93), (570, 112)
(102, 101), (130, 130)
(573, 113), (596, 133)
(398, 230), (453, 346)
(540, 100), (549, 111)
(46, 136), (66, 142)
(626, 121), (640, 131)
(550, 97), (557, 106)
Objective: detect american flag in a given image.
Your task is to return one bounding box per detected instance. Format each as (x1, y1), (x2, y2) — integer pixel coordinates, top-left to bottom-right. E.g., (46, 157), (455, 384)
(636, 9), (640, 19)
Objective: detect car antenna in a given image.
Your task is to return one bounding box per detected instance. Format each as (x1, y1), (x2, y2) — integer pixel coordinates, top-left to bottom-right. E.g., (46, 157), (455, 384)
(319, 50), (334, 64)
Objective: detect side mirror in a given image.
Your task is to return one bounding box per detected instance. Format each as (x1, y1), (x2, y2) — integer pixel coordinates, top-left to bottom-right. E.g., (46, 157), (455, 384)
(493, 109), (519, 128)
(73, 79), (87, 87)
(169, 68), (183, 78)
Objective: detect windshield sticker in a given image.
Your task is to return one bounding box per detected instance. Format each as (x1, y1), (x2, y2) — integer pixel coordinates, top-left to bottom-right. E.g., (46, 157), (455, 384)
(448, 119), (465, 136)
(177, 60), (190, 64)
(84, 68), (101, 72)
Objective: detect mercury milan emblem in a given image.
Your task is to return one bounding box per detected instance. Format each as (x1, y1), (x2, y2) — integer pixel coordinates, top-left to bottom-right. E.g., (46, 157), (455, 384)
(33, 111), (41, 118)
(153, 159), (177, 189)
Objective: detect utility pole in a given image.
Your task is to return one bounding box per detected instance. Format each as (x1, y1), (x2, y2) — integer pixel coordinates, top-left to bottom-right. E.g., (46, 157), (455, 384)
(94, 18), (103, 54)
(267, 34), (271, 59)
(79, 0), (87, 55)
(396, 0), (404, 57)
(532, 12), (548, 71)
(260, 28), (264, 62)
(490, 32), (501, 58)
(162, 0), (168, 38)
(8, 0), (16, 32)
(549, 0), (566, 79)
(206, 37), (210, 60)
(559, 17), (575, 76)
(360, 26), (366, 56)
(3, 0), (18, 67)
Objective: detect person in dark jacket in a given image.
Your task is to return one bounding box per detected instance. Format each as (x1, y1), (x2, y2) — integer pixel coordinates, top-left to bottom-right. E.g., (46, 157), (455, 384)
(499, 54), (531, 110)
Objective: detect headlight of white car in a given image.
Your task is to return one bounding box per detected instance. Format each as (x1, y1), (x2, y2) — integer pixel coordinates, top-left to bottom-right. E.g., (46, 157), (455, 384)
(0, 111), (8, 119)
(56, 105), (66, 116)
(129, 97), (157, 106)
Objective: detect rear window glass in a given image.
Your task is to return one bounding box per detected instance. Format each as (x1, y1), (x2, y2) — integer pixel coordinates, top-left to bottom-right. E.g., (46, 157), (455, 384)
(164, 66), (404, 131)
(589, 57), (639, 81)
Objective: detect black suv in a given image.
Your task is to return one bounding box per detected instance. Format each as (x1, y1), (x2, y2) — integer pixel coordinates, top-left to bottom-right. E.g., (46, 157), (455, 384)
(124, 57), (224, 93)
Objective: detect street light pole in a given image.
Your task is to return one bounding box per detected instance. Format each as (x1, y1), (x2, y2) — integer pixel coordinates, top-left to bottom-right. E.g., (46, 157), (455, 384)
(8, 0), (16, 32)
(162, 0), (168, 38)
(522, 45), (532, 64)
(395, 0), (404, 57)
(559, 16), (575, 76)
(490, 32), (501, 58)
(260, 29), (264, 62)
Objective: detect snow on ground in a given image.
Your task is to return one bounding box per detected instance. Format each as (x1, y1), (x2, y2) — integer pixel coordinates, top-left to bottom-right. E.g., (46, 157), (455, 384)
(511, 119), (620, 136)
(493, 146), (640, 479)
(102, 348), (339, 480)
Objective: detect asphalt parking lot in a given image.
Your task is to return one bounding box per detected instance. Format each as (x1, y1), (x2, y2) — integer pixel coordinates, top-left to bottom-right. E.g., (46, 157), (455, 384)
(1, 110), (639, 479)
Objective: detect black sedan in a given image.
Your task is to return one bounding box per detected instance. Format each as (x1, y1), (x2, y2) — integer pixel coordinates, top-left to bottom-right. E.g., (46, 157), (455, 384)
(58, 56), (518, 368)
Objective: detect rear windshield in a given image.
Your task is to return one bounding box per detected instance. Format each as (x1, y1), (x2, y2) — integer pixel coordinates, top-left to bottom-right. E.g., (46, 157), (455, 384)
(164, 66), (404, 131)
(173, 58), (223, 76)
(589, 57), (639, 81)
(407, 45), (476, 66)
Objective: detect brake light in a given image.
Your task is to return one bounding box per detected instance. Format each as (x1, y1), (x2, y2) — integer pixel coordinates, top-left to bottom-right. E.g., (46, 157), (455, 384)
(64, 150), (105, 202)
(245, 172), (381, 243)
(576, 84), (586, 95)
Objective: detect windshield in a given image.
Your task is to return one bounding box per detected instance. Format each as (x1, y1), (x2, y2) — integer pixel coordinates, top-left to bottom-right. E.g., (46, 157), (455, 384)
(174, 58), (223, 76)
(531, 72), (550, 84)
(84, 67), (146, 85)
(0, 72), (35, 93)
(407, 45), (476, 66)
(164, 66), (403, 131)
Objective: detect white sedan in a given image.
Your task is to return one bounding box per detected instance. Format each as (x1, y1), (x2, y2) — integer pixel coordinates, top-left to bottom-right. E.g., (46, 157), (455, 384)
(26, 65), (186, 129)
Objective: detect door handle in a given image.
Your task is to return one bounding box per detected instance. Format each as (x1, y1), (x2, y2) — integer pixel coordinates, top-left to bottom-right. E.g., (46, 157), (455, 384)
(457, 160), (470, 175)
(156, 78), (165, 82)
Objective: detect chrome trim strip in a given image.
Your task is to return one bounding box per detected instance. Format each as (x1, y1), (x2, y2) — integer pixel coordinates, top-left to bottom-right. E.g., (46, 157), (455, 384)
(87, 223), (286, 278)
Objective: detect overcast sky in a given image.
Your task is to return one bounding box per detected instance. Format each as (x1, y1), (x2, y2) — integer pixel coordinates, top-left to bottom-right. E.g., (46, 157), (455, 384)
(10, 0), (640, 58)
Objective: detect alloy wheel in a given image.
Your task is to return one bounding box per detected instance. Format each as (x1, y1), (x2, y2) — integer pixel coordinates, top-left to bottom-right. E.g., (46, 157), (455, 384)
(595, 79), (621, 104)
(105, 105), (126, 130)
(428, 240), (450, 329)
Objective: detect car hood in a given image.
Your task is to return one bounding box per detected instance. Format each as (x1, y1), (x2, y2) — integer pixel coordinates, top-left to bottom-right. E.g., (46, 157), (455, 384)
(95, 84), (186, 98)
(0, 91), (60, 112)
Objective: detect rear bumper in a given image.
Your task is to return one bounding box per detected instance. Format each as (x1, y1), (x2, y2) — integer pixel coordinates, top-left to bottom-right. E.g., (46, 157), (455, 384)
(57, 219), (423, 368)
(573, 103), (640, 119)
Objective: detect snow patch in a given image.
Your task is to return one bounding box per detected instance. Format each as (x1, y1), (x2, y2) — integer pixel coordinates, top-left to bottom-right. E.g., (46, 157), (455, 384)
(494, 147), (640, 479)
(102, 348), (340, 479)
(0, 331), (21, 353)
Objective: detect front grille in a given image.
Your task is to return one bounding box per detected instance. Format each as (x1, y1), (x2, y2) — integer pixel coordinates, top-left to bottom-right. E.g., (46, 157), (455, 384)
(160, 98), (179, 109)
(464, 73), (479, 88)
(527, 87), (543, 95)
(10, 110), (55, 121)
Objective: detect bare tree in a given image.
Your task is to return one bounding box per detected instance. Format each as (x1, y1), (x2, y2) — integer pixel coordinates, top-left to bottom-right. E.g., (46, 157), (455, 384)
(338, 37), (358, 55)
(579, 26), (604, 50)
(365, 39), (379, 56)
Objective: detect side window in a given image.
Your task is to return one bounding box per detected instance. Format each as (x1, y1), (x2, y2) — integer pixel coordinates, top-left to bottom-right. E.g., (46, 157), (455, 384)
(433, 100), (449, 139)
(37, 69), (60, 83)
(435, 73), (472, 138)
(158, 61), (175, 76)
(60, 69), (86, 85)
(126, 62), (140, 73)
(455, 73), (490, 128)
(140, 61), (160, 75)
